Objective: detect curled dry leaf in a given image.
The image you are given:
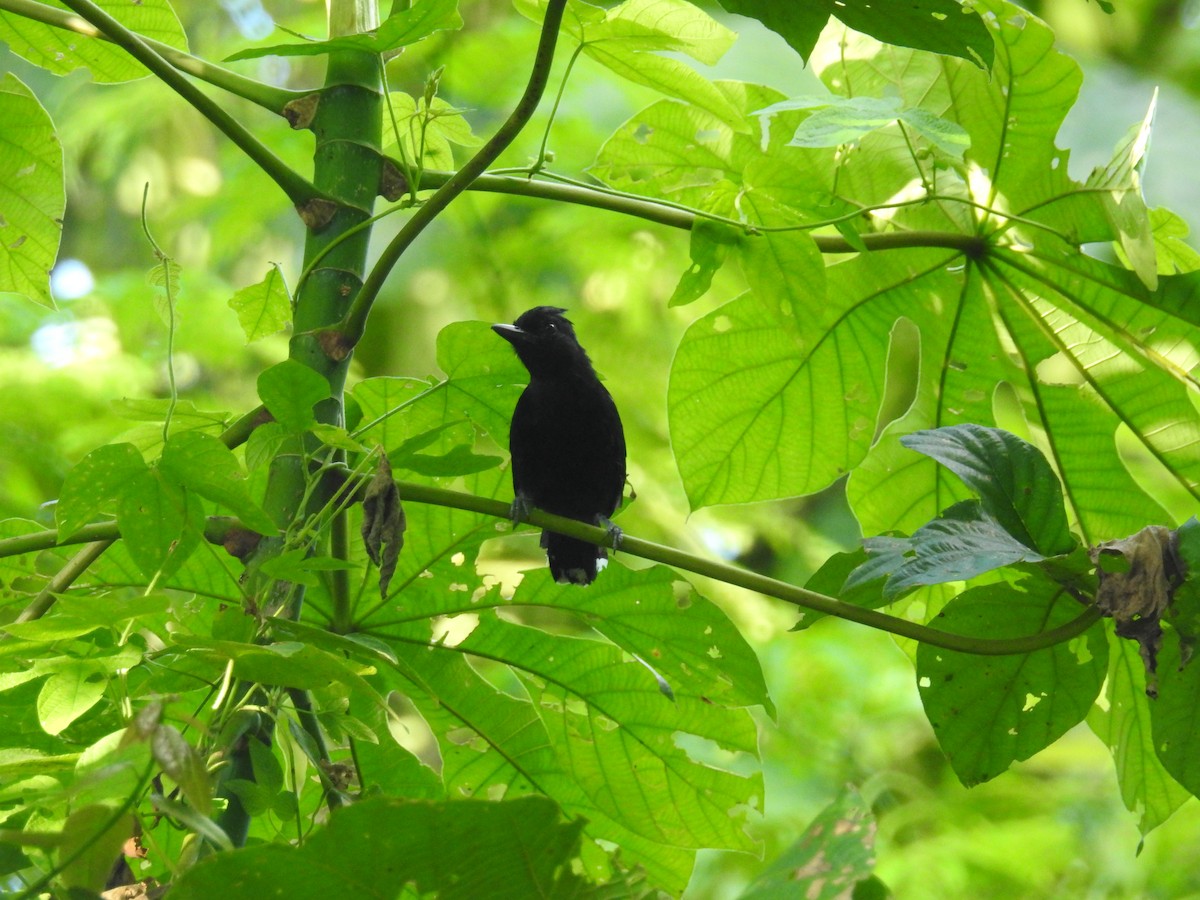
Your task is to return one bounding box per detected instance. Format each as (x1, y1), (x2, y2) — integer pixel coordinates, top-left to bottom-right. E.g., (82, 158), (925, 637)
(361, 452), (406, 598)
(1090, 525), (1183, 696)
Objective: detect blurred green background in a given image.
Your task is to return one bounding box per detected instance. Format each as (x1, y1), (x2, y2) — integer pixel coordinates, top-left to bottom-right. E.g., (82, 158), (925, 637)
(2, 0), (1200, 895)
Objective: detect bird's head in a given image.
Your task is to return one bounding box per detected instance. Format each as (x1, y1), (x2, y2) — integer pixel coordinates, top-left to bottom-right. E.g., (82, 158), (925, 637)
(492, 306), (593, 378)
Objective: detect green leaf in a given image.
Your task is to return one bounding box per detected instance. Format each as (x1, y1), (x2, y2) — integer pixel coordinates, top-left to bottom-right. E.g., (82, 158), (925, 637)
(1150, 631), (1200, 797)
(168, 797), (587, 900)
(740, 787), (879, 899)
(160, 431), (275, 534)
(713, 0), (993, 68)
(173, 638), (384, 703)
(917, 581), (1108, 786)
(152, 725), (211, 816)
(0, 0), (188, 83)
(790, 548), (884, 631)
(226, 0), (462, 60)
(227, 264), (292, 342)
(583, 42), (750, 132)
(56, 443), (147, 541)
(675, 239), (918, 511)
(898, 106), (971, 157)
(3, 617), (104, 642)
(116, 467), (205, 580)
(383, 93), (481, 171)
(585, 0), (737, 66)
(1088, 92), (1158, 289)
(786, 95), (905, 147)
(58, 805), (131, 892)
(1087, 637), (1191, 836)
(1145, 207), (1200, 275)
(396, 445), (501, 476)
(669, 219), (741, 307)
(37, 661), (108, 736)
(257, 360), (330, 433)
(0, 74), (64, 309)
(856, 503), (1053, 598)
(343, 555), (767, 892)
(707, 2), (828, 61)
(900, 425), (1076, 556)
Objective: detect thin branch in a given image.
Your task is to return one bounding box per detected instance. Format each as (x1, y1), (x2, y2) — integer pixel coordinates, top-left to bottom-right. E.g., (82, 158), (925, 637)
(2, 482), (1105, 656)
(58, 0), (325, 208)
(391, 482), (1103, 657)
(14, 539), (114, 624)
(409, 170), (994, 255)
(0, 0), (306, 114)
(340, 0), (571, 346)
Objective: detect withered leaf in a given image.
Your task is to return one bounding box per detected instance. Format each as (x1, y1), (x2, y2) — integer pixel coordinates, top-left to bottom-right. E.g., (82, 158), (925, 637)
(361, 453), (406, 598)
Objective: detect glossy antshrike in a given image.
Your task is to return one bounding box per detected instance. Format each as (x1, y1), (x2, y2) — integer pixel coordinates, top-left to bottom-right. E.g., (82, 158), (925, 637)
(492, 307), (626, 585)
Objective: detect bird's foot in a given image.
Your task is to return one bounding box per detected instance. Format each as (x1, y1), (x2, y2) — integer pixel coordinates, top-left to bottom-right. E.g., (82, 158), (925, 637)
(597, 516), (623, 552)
(510, 494), (534, 528)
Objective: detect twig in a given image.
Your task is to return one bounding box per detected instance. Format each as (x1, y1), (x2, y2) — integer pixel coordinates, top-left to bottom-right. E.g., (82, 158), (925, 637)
(58, 0), (325, 209)
(0, 0), (305, 114)
(340, 0), (571, 346)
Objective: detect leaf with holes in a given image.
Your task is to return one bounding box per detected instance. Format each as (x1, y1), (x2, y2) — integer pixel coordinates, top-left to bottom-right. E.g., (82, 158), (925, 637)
(917, 580), (1108, 786)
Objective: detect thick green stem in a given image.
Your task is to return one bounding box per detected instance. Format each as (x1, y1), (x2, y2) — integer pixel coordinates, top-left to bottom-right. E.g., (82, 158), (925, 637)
(341, 0), (570, 346)
(216, 5), (385, 848)
(58, 0), (323, 208)
(0, 0), (305, 114)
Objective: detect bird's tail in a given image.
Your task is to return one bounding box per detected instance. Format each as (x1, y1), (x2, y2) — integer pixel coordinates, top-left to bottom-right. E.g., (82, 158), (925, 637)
(543, 531), (605, 585)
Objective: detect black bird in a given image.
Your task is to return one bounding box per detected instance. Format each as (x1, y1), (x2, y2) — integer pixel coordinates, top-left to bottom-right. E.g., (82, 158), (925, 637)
(492, 307), (626, 585)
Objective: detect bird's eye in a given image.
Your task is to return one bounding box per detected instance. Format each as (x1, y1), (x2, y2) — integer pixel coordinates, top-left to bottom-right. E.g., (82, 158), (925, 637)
(544, 322), (557, 332)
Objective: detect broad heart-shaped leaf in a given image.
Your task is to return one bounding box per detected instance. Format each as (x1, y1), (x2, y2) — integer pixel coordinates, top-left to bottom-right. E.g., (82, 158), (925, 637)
(583, 42), (748, 132)
(633, 2), (1200, 530)
(225, 0), (461, 61)
(357, 563), (767, 893)
(56, 443), (147, 540)
(1087, 636), (1191, 836)
(227, 265), (291, 342)
(169, 796), (587, 900)
(670, 247), (934, 508)
(713, 0), (993, 68)
(0, 75), (64, 309)
(517, 0), (742, 127)
(901, 425), (1076, 557)
(159, 431), (276, 535)
(257, 359), (330, 433)
(917, 580), (1108, 786)
(117, 467), (205, 580)
(0, 0), (187, 83)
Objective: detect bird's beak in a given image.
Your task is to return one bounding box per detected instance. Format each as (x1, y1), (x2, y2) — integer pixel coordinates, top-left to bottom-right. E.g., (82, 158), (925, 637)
(492, 323), (523, 344)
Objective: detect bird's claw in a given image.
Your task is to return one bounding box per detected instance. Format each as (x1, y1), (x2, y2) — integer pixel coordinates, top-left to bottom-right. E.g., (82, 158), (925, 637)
(510, 494), (533, 528)
(597, 516), (623, 552)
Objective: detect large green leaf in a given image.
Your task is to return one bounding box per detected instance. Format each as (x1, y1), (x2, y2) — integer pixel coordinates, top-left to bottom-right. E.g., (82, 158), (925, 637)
(740, 787), (881, 900)
(0, 0), (188, 83)
(0, 75), (64, 309)
(1087, 637), (1191, 836)
(916, 580), (1108, 785)
(170, 797), (588, 900)
(901, 425), (1076, 556)
(1150, 631), (1200, 798)
(226, 0), (461, 61)
(713, 0), (993, 69)
(353, 561), (768, 893)
(631, 1), (1193, 540)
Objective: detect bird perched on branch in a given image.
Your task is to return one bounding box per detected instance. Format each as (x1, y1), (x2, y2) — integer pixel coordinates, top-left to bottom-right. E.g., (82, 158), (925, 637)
(492, 306), (626, 585)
